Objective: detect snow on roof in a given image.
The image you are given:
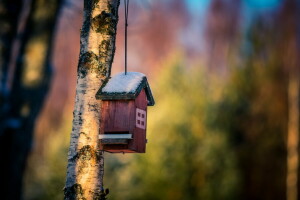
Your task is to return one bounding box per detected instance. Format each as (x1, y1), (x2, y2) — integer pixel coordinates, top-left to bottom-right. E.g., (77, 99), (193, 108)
(101, 72), (146, 93)
(96, 71), (155, 106)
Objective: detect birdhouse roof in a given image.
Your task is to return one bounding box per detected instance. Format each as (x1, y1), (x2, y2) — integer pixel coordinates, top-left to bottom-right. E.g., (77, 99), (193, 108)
(96, 72), (155, 106)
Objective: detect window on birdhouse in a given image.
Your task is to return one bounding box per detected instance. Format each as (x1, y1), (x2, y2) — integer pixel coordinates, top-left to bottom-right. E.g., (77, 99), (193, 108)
(136, 108), (146, 129)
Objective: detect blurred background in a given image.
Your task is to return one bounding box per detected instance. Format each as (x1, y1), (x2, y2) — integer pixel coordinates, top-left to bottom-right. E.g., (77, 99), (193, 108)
(0, 0), (299, 199)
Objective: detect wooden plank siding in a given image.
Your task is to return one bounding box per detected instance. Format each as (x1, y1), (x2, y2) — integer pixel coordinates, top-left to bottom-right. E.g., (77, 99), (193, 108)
(102, 100), (135, 133)
(99, 89), (148, 153)
(132, 89), (147, 153)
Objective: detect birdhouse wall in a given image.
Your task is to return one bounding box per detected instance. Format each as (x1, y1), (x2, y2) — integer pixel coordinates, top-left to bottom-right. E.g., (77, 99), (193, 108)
(135, 89), (148, 110)
(129, 89), (148, 153)
(101, 100), (136, 133)
(100, 89), (148, 153)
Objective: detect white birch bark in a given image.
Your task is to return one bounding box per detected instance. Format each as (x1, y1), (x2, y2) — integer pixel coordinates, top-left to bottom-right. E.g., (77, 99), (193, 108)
(65, 0), (120, 199)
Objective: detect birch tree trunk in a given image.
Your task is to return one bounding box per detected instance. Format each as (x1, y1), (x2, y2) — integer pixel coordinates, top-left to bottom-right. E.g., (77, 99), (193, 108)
(287, 73), (299, 200)
(64, 0), (120, 199)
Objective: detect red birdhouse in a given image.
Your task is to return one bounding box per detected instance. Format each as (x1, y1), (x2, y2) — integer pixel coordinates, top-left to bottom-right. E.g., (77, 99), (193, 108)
(96, 72), (155, 153)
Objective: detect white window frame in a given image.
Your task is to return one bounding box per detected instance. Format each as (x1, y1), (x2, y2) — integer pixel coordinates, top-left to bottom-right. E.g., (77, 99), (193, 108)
(136, 108), (146, 129)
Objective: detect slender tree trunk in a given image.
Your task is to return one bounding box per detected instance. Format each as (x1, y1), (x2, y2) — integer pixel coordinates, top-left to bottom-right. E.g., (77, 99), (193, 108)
(0, 0), (23, 128)
(0, 1), (23, 197)
(64, 0), (120, 199)
(0, 0), (62, 199)
(282, 1), (300, 199)
(0, 0), (23, 95)
(287, 73), (299, 200)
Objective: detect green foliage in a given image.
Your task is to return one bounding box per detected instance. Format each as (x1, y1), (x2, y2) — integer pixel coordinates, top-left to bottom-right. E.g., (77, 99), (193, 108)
(211, 17), (289, 198)
(24, 34), (290, 200)
(104, 57), (240, 200)
(213, 63), (287, 199)
(24, 53), (289, 200)
(24, 117), (71, 200)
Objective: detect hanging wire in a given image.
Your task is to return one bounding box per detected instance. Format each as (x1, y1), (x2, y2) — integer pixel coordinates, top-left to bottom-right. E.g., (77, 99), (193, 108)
(124, 0), (129, 75)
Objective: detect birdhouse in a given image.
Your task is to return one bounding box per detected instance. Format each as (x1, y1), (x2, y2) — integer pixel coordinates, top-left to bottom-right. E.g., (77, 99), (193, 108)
(96, 72), (155, 153)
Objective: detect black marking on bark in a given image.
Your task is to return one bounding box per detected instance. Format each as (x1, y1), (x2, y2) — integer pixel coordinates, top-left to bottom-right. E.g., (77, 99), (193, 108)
(92, 0), (100, 10)
(77, 161), (89, 175)
(79, 51), (98, 68)
(91, 11), (117, 35)
(84, 0), (99, 12)
(81, 20), (90, 38)
(99, 40), (110, 56)
(70, 145), (101, 162)
(99, 40), (110, 61)
(110, 42), (116, 73)
(99, 39), (115, 76)
(82, 0), (100, 39)
(88, 103), (98, 112)
(101, 77), (109, 84)
(79, 132), (91, 141)
(78, 114), (83, 126)
(107, 2), (116, 17)
(99, 63), (107, 77)
(64, 183), (86, 200)
(78, 51), (107, 77)
(92, 188), (110, 200)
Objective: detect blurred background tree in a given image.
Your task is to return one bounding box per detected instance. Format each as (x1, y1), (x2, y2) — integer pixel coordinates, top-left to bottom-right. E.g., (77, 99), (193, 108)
(0, 0), (299, 200)
(0, 0), (62, 199)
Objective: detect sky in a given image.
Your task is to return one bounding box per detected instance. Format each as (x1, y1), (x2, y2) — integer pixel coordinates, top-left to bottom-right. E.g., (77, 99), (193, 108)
(243, 0), (282, 8)
(186, 0), (282, 14)
(186, 0), (210, 14)
(180, 0), (284, 63)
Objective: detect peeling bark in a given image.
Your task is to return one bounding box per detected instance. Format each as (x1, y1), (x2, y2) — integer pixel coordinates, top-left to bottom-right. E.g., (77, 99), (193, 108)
(65, 1), (120, 199)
